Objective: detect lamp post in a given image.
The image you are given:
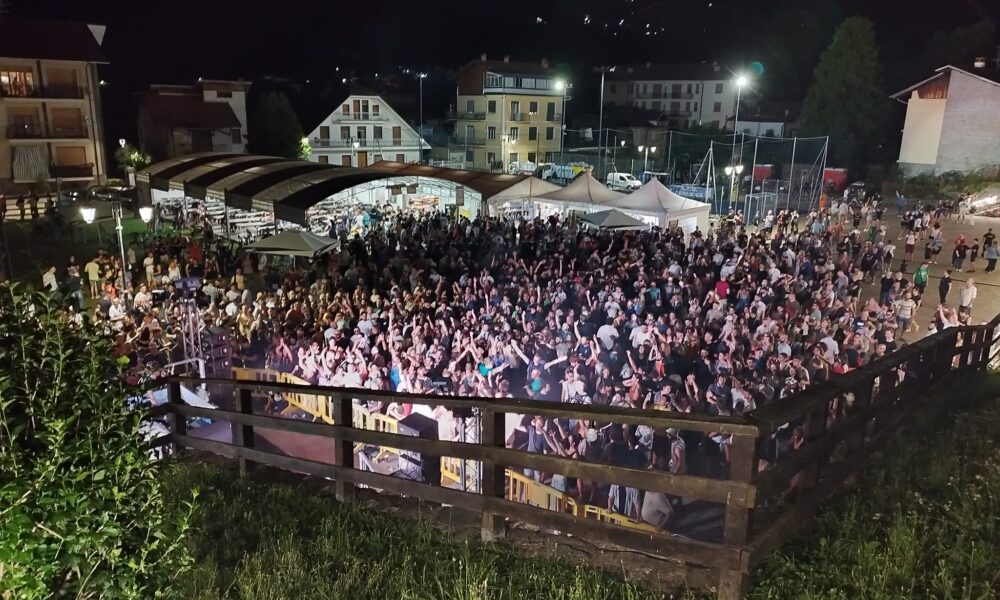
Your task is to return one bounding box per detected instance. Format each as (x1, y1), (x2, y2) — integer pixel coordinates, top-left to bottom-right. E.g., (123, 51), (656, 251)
(81, 199), (135, 308)
(731, 74), (749, 171)
(637, 145), (657, 172)
(596, 66), (615, 179)
(555, 79), (567, 164)
(417, 72), (427, 163)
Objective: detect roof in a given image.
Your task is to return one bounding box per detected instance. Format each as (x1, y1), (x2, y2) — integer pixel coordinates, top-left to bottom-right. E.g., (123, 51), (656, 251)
(136, 153), (551, 226)
(534, 172), (625, 204)
(600, 178), (710, 213)
(454, 57), (555, 95)
(0, 17), (107, 63)
(142, 94), (242, 129)
(891, 65), (1000, 101)
(246, 230), (337, 257)
(607, 62), (730, 82)
(580, 209), (648, 230)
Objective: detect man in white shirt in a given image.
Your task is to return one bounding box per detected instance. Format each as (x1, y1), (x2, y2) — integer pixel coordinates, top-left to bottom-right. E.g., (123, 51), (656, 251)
(41, 266), (58, 292)
(596, 321), (619, 350)
(959, 278), (978, 313)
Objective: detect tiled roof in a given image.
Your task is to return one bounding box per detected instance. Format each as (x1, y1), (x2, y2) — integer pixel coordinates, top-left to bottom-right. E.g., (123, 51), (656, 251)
(142, 94), (241, 129)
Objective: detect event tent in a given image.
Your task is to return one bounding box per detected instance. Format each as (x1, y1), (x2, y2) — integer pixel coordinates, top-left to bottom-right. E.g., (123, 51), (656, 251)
(246, 229), (338, 257)
(580, 209), (649, 230)
(533, 172), (625, 205)
(600, 179), (711, 233)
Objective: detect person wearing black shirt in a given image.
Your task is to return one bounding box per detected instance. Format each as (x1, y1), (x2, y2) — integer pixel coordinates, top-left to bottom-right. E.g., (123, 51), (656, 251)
(939, 269), (952, 304)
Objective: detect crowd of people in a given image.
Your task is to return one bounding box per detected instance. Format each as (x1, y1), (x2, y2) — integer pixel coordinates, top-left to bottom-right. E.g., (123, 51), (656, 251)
(43, 192), (991, 531)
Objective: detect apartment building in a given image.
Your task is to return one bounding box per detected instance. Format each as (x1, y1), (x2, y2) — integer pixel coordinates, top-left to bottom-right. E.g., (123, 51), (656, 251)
(306, 93), (426, 167)
(138, 79), (251, 159)
(603, 62), (740, 130)
(452, 55), (566, 171)
(0, 17), (109, 192)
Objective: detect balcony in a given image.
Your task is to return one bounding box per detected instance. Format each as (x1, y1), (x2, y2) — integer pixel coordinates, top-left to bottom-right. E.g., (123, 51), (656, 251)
(449, 136), (487, 147)
(6, 122), (88, 139)
(1, 84), (86, 100)
(311, 137), (423, 149)
(633, 92), (695, 101)
(51, 163), (94, 179)
(344, 111), (388, 122)
(449, 111), (487, 121)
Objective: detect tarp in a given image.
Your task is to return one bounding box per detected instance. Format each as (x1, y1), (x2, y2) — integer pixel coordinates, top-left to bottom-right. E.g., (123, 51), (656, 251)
(246, 229), (337, 257)
(580, 209), (649, 230)
(600, 179), (711, 233)
(533, 172), (625, 204)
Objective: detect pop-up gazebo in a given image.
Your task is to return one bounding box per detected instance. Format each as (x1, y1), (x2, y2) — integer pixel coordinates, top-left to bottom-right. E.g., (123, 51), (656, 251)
(599, 178), (711, 233)
(245, 229), (338, 257)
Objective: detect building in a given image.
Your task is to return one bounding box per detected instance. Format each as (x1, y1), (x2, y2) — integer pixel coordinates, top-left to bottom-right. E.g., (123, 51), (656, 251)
(0, 17), (109, 192)
(451, 55), (566, 171)
(730, 102), (802, 138)
(137, 80), (250, 160)
(891, 63), (1000, 176)
(305, 92), (426, 167)
(602, 62), (742, 130)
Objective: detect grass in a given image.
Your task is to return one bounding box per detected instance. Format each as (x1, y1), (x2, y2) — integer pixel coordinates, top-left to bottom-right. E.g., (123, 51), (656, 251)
(161, 374), (1000, 600)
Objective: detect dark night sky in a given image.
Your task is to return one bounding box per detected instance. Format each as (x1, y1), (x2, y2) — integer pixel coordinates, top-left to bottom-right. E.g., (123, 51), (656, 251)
(5, 0), (998, 145)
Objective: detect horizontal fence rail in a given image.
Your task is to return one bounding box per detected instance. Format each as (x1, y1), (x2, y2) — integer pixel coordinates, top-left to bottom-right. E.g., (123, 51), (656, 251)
(153, 315), (1000, 599)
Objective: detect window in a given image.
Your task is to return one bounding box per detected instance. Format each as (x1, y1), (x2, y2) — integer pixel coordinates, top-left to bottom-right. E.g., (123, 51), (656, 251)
(652, 101), (661, 112)
(54, 146), (86, 165)
(670, 101), (680, 112)
(318, 155), (329, 164)
(341, 155), (352, 166)
(529, 101), (538, 114)
(672, 83), (682, 96)
(528, 152), (536, 163)
(642, 83), (648, 94)
(508, 127), (518, 140)
(685, 102), (691, 111)
(466, 150), (474, 162)
(509, 152), (518, 163)
(466, 99), (475, 113)
(510, 100), (520, 116)
(397, 153), (406, 162)
(216, 90), (232, 98)
(488, 100), (497, 114)
(392, 126), (402, 144)
(686, 83), (693, 93)
(340, 126), (350, 139)
(373, 154), (383, 163)
(546, 102), (556, 120)
(372, 104), (380, 116)
(715, 83), (724, 93)
(713, 101), (722, 112)
(765, 129), (776, 137)
(373, 126), (382, 139)
(342, 104), (350, 115)
(356, 126), (366, 140)
(466, 125), (475, 139)
(231, 128), (242, 144)
(528, 127), (537, 141)
(0, 69), (34, 96)
(693, 102), (699, 112)
(652, 83), (662, 97)
(695, 83), (701, 93)
(487, 126), (496, 140)
(487, 152), (496, 165)
(609, 83), (617, 94)
(545, 127), (554, 140)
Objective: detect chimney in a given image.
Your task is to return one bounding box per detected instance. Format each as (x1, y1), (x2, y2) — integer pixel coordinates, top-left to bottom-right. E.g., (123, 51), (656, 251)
(712, 61), (721, 72)
(503, 55), (510, 63)
(480, 53), (487, 62)
(974, 56), (987, 69)
(541, 58), (549, 69)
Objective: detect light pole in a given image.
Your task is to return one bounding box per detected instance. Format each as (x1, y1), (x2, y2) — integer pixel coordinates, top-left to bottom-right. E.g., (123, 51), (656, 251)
(731, 74), (749, 171)
(417, 72), (427, 163)
(81, 198), (152, 308)
(612, 138), (624, 173)
(637, 145), (657, 172)
(596, 66), (615, 179)
(555, 79), (567, 164)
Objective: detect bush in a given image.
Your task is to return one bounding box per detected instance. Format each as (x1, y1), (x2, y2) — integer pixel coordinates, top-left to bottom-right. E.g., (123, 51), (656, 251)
(887, 168), (1000, 201)
(0, 285), (194, 599)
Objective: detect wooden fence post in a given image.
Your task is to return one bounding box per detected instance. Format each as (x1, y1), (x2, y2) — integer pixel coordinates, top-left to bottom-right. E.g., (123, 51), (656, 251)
(843, 377), (872, 486)
(480, 406), (507, 542)
(167, 381), (186, 455)
(232, 387), (255, 477)
(332, 396), (355, 502)
(718, 431), (758, 600)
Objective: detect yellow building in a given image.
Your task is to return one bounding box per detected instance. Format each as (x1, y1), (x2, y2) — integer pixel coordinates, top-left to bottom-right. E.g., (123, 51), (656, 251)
(0, 18), (110, 195)
(451, 55), (566, 172)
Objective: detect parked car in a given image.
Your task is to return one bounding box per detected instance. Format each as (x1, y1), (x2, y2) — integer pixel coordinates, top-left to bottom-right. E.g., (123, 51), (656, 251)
(606, 172), (641, 191)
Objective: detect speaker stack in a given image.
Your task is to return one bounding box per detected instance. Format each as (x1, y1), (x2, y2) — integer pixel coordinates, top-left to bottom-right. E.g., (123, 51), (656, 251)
(201, 326), (232, 377)
(396, 413), (441, 485)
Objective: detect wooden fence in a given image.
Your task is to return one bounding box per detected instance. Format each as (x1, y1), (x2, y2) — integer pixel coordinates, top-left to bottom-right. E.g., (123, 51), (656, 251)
(153, 315), (1000, 599)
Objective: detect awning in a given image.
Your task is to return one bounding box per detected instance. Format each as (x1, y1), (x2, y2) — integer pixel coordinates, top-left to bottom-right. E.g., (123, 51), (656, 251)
(580, 209), (649, 230)
(245, 229), (338, 257)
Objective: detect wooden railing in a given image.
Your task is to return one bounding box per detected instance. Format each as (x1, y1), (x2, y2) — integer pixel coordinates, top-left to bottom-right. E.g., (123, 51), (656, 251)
(154, 315), (1000, 599)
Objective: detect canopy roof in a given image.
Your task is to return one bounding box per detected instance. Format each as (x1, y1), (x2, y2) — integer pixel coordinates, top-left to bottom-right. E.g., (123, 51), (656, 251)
(137, 153), (551, 226)
(245, 229), (337, 257)
(580, 209), (648, 230)
(601, 178), (710, 212)
(534, 172), (625, 204)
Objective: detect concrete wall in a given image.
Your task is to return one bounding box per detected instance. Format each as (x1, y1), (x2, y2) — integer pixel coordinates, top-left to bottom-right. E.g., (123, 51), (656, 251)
(935, 70), (1000, 174)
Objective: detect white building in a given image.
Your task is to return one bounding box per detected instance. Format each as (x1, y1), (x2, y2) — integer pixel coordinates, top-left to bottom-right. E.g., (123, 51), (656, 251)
(891, 64), (1000, 176)
(306, 94), (427, 167)
(603, 62), (742, 130)
(137, 80), (250, 159)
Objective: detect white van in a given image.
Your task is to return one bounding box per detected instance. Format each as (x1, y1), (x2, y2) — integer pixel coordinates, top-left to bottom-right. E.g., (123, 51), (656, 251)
(606, 172), (641, 191)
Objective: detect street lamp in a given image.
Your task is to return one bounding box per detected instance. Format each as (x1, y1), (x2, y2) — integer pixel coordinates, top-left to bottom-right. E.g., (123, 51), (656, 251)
(80, 198), (131, 308)
(596, 66), (615, 179)
(725, 164), (745, 205)
(554, 79), (568, 164)
(139, 206), (153, 223)
(417, 72), (427, 163)
(731, 74), (749, 176)
(637, 145), (657, 171)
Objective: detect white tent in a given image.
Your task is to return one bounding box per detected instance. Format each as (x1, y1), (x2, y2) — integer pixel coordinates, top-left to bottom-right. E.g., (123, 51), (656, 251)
(246, 229), (338, 257)
(580, 209), (649, 230)
(600, 179), (711, 233)
(533, 172), (625, 205)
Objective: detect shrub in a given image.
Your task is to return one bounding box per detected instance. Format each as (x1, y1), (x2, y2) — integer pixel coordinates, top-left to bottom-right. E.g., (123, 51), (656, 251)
(0, 285), (194, 599)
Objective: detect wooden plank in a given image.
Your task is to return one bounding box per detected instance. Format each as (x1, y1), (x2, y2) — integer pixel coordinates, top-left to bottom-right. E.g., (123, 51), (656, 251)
(167, 381), (186, 455)
(480, 407), (506, 541)
(332, 397), (354, 502)
(170, 375), (757, 435)
(168, 403), (757, 506)
(233, 388), (254, 477)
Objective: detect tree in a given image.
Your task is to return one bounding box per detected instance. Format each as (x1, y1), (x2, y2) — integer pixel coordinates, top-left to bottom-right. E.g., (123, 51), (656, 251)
(114, 143), (152, 176)
(0, 286), (194, 598)
(249, 91), (309, 159)
(802, 17), (888, 174)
